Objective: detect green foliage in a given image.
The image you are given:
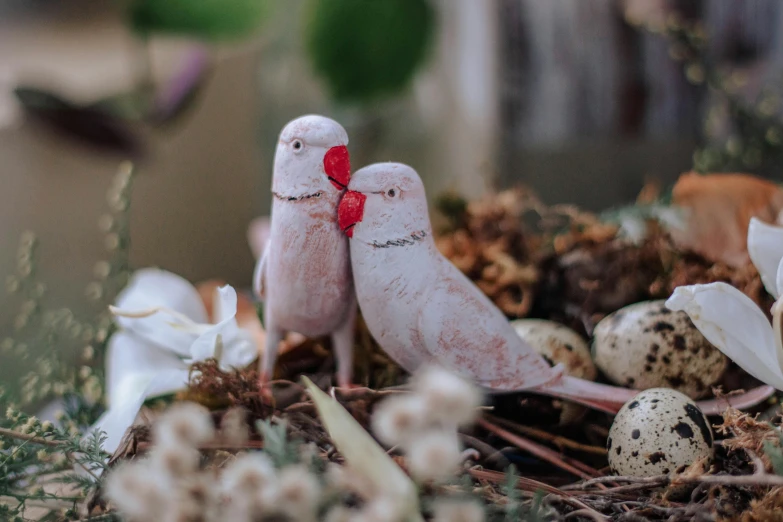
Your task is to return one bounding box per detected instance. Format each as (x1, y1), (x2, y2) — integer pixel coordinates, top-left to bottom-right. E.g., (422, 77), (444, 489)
(501, 465), (522, 521)
(1, 388), (110, 519)
(524, 491), (553, 522)
(435, 192), (469, 232)
(497, 466), (554, 522)
(638, 12), (783, 174)
(2, 163), (135, 415)
(256, 418), (301, 468)
(128, 0), (274, 40)
(304, 0), (435, 104)
(693, 101), (783, 173)
(763, 425), (783, 476)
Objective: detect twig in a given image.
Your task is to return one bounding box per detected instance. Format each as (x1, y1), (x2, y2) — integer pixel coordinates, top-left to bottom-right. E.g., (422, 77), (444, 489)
(592, 481), (671, 495)
(568, 470), (783, 493)
(745, 449), (767, 475)
(0, 495), (81, 510)
(467, 467), (607, 519)
(460, 449), (481, 462)
(677, 473), (783, 487)
(284, 401), (315, 413)
(73, 457), (101, 482)
(486, 416), (608, 456)
(478, 418), (596, 479)
(565, 475), (668, 490)
(562, 508), (608, 521)
(331, 386), (407, 401)
(459, 434), (510, 468)
(467, 468), (566, 497)
(617, 501), (687, 513)
(0, 427), (64, 448)
(137, 440), (265, 452)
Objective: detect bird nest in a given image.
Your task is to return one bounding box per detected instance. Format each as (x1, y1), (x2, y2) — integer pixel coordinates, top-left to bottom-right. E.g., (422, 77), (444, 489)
(80, 188), (783, 522)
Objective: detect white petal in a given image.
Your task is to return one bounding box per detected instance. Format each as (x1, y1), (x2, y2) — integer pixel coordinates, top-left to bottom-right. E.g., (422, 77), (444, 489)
(188, 320), (256, 370)
(667, 283), (783, 390)
(776, 256), (783, 299)
(105, 331), (187, 407)
(186, 285), (257, 370)
(113, 268), (207, 356)
(219, 332), (258, 369)
(747, 217), (783, 298)
(772, 295), (783, 371)
(211, 285), (237, 324)
(89, 369), (189, 454)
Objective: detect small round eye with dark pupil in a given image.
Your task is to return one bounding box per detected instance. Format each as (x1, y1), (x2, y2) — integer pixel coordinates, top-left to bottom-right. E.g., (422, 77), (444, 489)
(387, 189), (396, 197)
(293, 140), (302, 150)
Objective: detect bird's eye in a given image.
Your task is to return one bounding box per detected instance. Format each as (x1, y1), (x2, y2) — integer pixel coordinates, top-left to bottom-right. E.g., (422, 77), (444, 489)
(387, 188), (396, 198)
(292, 140), (304, 153)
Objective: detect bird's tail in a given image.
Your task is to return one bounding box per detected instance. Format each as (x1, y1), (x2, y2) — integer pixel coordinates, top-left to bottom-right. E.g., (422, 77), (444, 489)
(533, 375), (775, 416)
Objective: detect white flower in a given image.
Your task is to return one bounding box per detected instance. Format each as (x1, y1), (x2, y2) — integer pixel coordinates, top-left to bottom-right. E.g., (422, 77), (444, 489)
(352, 496), (407, 522)
(411, 365), (482, 426)
(220, 407), (250, 445)
(89, 268), (259, 454)
(667, 217), (783, 390)
(221, 452), (277, 496)
(405, 430), (462, 484)
(324, 505), (354, 522)
(432, 500), (485, 522)
(272, 465), (322, 521)
(147, 442), (201, 478)
(747, 217), (783, 298)
(104, 461), (172, 521)
(371, 395), (429, 447)
(153, 402), (215, 448)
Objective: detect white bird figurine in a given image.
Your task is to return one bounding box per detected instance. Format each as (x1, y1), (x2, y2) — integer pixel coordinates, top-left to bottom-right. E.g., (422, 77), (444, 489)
(336, 162), (774, 414)
(254, 115), (357, 387)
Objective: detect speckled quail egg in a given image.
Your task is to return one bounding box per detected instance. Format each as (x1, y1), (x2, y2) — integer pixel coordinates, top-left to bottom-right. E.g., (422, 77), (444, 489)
(512, 319), (597, 425)
(592, 300), (728, 399)
(607, 388), (713, 477)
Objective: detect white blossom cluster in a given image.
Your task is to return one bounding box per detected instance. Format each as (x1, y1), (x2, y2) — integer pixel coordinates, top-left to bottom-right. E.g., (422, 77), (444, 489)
(371, 365), (483, 484)
(105, 366), (486, 522)
(105, 402), (321, 522)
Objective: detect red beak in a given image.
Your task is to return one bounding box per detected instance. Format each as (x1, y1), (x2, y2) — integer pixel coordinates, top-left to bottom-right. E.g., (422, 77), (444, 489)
(324, 145), (350, 190)
(338, 190), (366, 238)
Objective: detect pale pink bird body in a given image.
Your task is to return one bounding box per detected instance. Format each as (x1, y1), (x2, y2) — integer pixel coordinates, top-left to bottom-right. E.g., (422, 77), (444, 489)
(337, 162), (773, 414)
(254, 115), (356, 386)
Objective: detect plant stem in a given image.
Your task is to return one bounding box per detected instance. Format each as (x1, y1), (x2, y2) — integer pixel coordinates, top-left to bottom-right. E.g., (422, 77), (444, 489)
(0, 427), (64, 448)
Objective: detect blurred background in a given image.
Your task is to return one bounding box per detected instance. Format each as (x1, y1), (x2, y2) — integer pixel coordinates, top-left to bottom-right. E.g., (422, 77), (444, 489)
(1, 0), (783, 340)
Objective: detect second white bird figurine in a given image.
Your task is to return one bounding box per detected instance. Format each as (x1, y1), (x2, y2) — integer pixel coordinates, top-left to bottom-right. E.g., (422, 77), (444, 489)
(337, 162), (774, 414)
(254, 115), (357, 387)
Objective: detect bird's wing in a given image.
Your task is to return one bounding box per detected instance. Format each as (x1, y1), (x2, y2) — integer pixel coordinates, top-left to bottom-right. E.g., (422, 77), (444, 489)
(252, 240), (270, 300)
(417, 272), (561, 391)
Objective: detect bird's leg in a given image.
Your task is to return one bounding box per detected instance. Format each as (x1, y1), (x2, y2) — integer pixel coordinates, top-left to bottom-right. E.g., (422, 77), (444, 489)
(331, 300), (357, 389)
(259, 311), (285, 399)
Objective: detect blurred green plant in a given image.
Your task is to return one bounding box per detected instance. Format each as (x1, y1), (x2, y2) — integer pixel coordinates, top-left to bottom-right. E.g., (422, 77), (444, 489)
(632, 11), (783, 174)
(764, 425), (783, 476)
(255, 418), (302, 469)
(0, 391), (110, 520)
(127, 0), (274, 40)
(1, 163), (136, 417)
(304, 0), (435, 104)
